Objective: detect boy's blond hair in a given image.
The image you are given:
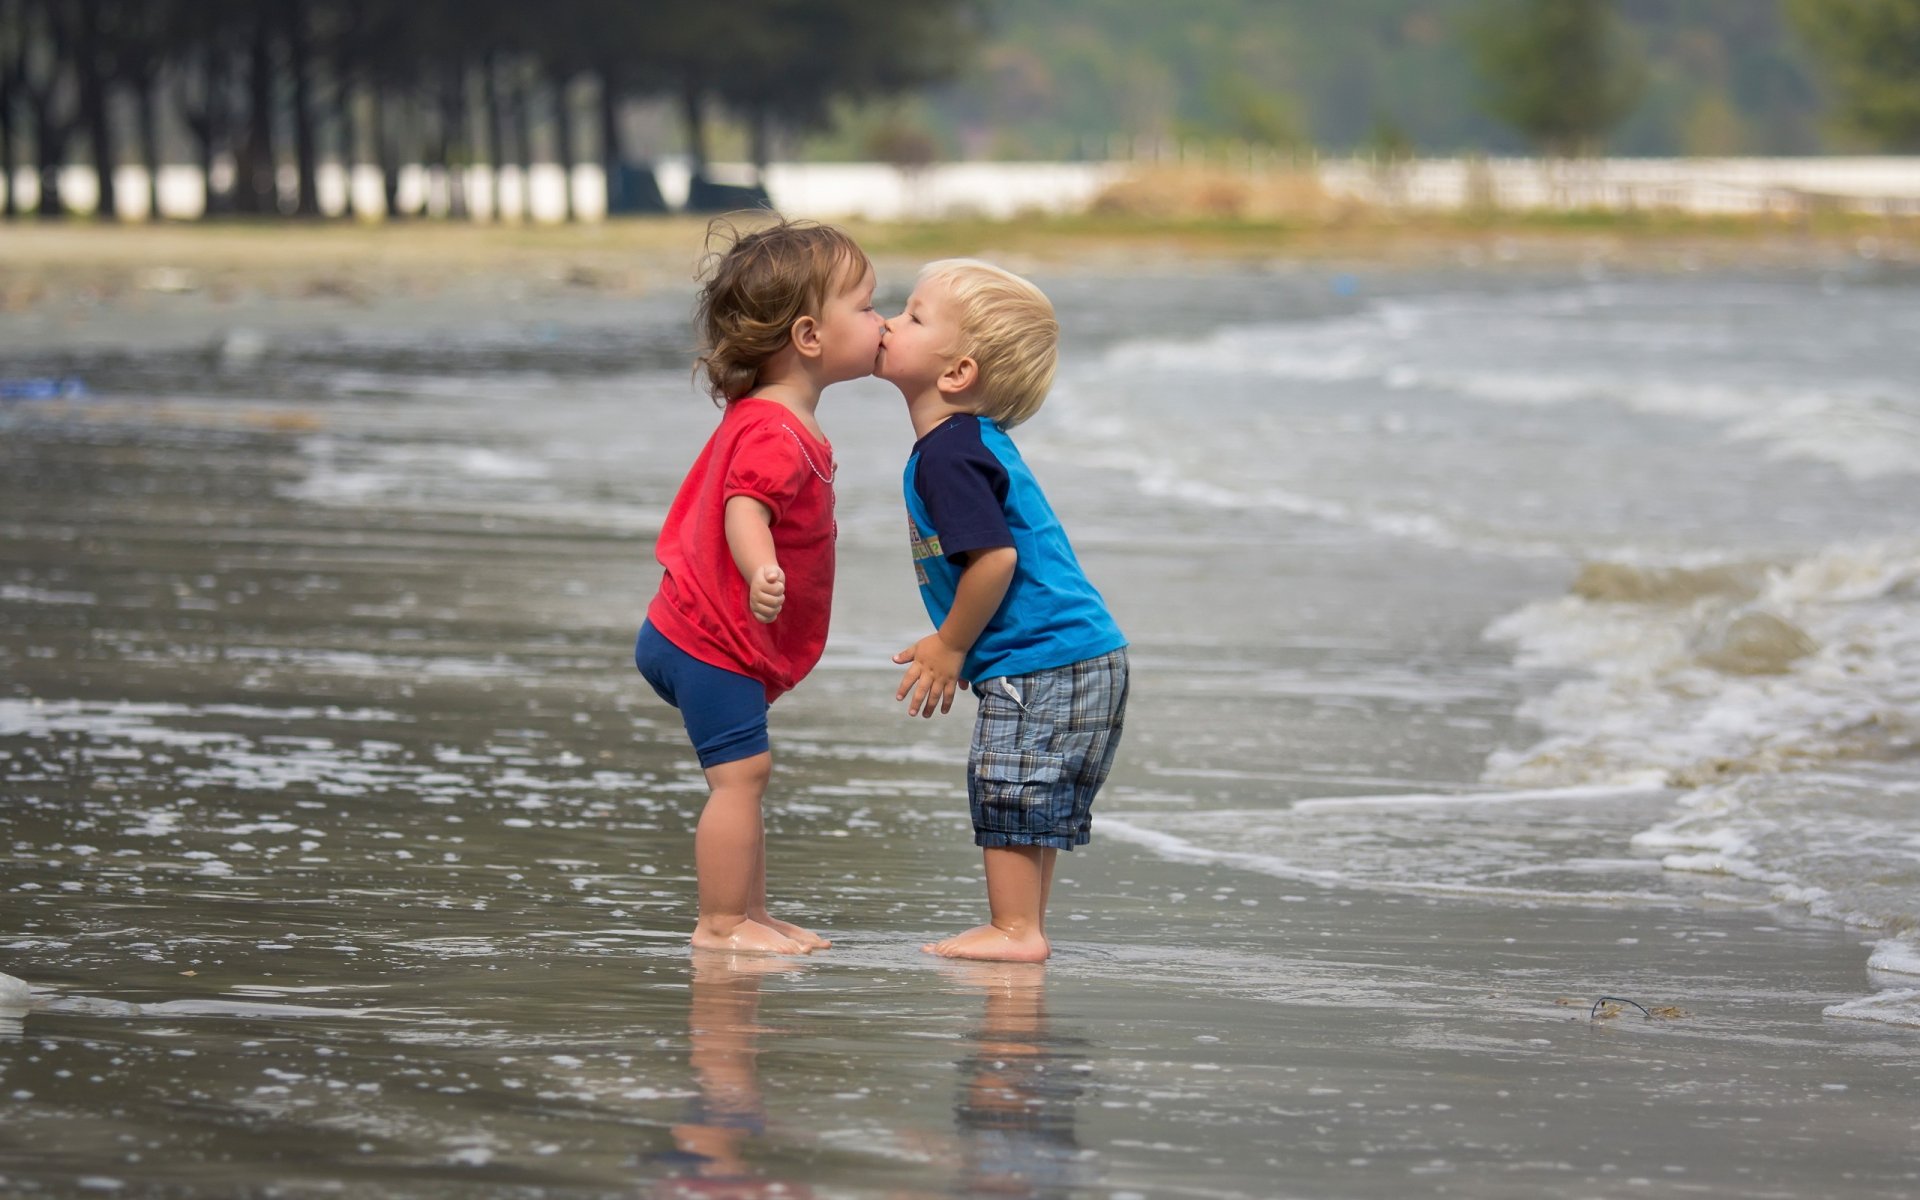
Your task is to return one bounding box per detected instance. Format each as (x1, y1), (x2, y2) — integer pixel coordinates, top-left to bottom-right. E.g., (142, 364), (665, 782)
(920, 259), (1058, 429)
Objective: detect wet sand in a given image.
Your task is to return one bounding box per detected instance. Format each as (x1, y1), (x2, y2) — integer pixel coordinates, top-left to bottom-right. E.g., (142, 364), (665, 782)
(3, 228), (1919, 1197)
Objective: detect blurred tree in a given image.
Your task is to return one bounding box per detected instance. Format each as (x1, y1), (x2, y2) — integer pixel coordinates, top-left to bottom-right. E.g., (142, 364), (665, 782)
(1788, 0), (1920, 149)
(17, 0), (81, 217)
(1, 0), (989, 222)
(563, 1), (668, 213)
(101, 0), (171, 219)
(71, 0), (114, 219)
(284, 0), (320, 216)
(903, 0), (1822, 158)
(722, 0), (979, 172)
(0, 0), (22, 218)
(234, 3), (275, 213)
(173, 0), (244, 217)
(1207, 71), (1303, 147)
(1363, 113), (1417, 160)
(1465, 0), (1646, 155)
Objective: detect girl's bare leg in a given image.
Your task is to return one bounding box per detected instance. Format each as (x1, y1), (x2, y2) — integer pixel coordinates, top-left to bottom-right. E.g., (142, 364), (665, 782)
(747, 819), (831, 950)
(690, 753), (807, 954)
(924, 845), (1053, 962)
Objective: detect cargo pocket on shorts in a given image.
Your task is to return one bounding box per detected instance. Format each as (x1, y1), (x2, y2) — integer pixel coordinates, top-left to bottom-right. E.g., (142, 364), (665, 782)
(970, 749), (1068, 836)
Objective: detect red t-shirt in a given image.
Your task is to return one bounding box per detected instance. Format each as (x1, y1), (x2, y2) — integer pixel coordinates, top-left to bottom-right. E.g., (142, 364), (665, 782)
(647, 398), (837, 702)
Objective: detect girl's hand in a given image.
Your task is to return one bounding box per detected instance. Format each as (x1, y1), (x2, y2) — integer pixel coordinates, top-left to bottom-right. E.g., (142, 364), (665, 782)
(749, 563), (786, 623)
(892, 634), (969, 718)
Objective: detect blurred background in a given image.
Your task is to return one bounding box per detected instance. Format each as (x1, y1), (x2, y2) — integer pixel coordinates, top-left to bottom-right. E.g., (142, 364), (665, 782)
(1, 0), (1917, 224)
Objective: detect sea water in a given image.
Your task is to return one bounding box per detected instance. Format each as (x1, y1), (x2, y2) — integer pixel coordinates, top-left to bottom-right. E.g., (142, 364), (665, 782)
(1034, 264), (1920, 1025)
(4, 258), (1919, 1194)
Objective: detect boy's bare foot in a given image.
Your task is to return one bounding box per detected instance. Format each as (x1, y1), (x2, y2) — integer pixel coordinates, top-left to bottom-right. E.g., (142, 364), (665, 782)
(691, 917), (811, 956)
(921, 923), (1050, 962)
(752, 913), (832, 951)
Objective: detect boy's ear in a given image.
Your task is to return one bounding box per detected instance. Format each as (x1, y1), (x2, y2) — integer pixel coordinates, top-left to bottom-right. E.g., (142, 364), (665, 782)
(789, 314), (822, 359)
(936, 355), (978, 397)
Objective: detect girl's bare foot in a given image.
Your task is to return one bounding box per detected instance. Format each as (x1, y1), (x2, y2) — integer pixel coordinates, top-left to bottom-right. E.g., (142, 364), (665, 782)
(753, 912), (832, 950)
(921, 923), (1050, 962)
(691, 916), (810, 955)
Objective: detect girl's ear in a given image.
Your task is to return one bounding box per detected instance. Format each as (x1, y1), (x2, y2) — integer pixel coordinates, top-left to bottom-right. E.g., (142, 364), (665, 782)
(789, 314), (822, 359)
(937, 355), (978, 396)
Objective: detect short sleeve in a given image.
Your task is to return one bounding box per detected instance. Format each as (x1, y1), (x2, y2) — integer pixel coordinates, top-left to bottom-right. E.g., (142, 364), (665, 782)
(917, 426), (1012, 561)
(723, 423), (811, 523)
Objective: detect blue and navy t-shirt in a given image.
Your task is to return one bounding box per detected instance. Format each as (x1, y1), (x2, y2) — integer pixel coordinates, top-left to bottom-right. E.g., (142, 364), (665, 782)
(904, 415), (1126, 682)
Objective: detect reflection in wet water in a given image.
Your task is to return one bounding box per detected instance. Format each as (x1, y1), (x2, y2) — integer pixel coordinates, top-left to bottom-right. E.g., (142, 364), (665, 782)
(945, 962), (1090, 1200)
(651, 954), (810, 1200)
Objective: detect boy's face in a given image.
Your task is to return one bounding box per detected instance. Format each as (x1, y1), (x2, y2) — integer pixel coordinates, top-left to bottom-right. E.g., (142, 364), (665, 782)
(813, 259), (886, 385)
(876, 278), (965, 399)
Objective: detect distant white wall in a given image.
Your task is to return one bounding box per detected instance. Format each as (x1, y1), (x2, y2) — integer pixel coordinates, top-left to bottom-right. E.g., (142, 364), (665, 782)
(6, 157), (1918, 221)
(1320, 157), (1920, 215)
(764, 161), (1132, 221)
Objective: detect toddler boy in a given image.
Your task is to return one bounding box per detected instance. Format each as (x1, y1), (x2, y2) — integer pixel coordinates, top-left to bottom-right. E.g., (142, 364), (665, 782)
(876, 259), (1129, 962)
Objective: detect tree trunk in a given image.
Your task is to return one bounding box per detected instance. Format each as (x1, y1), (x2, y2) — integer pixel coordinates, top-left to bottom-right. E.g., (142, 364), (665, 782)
(1, 85), (14, 220)
(599, 72), (621, 173)
(442, 60), (468, 220)
(597, 73), (620, 216)
(286, 0), (319, 216)
(34, 107), (66, 218)
(371, 82), (398, 219)
(178, 47), (226, 219)
(553, 74), (575, 222)
(484, 51), (506, 220)
(20, 0), (81, 218)
(74, 0), (114, 220)
(239, 10), (276, 214)
(0, 19), (16, 220)
(748, 105), (771, 187)
(332, 70), (356, 219)
(513, 63), (534, 221)
(138, 69), (161, 219)
(681, 82), (708, 176)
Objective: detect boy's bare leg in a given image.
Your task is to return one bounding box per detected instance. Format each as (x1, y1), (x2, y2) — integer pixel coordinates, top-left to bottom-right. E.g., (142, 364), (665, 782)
(691, 753), (808, 955)
(1037, 848), (1058, 931)
(747, 823), (831, 950)
(923, 845), (1052, 962)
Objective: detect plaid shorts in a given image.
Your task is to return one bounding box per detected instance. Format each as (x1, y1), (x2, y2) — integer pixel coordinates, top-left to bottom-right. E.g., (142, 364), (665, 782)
(967, 648), (1129, 850)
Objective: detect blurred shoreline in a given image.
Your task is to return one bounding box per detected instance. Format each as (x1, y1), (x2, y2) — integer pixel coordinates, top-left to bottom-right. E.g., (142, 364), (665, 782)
(4, 211), (1915, 356)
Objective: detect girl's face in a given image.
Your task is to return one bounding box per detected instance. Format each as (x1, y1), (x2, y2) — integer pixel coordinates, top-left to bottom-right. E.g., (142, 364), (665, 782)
(813, 261), (886, 385)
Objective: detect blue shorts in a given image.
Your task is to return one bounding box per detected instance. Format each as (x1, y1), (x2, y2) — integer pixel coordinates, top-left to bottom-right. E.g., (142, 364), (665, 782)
(634, 621), (770, 769)
(968, 648), (1129, 850)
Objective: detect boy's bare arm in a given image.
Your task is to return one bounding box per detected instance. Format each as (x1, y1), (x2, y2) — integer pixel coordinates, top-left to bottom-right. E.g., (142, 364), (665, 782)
(894, 546), (1017, 718)
(724, 495), (786, 623)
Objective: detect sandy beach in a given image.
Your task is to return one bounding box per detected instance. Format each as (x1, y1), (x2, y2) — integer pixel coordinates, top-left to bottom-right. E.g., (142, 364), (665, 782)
(3, 219), (1918, 1198)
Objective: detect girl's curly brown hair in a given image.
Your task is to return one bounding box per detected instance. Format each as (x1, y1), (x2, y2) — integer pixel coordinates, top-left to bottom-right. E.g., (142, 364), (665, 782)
(693, 216), (871, 404)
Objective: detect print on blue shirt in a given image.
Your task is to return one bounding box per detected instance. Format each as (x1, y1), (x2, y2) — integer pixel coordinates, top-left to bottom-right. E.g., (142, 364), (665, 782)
(903, 415), (1127, 682)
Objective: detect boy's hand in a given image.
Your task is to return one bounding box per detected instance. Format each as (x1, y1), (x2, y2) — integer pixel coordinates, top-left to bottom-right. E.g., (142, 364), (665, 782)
(893, 634), (969, 718)
(748, 563), (785, 623)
